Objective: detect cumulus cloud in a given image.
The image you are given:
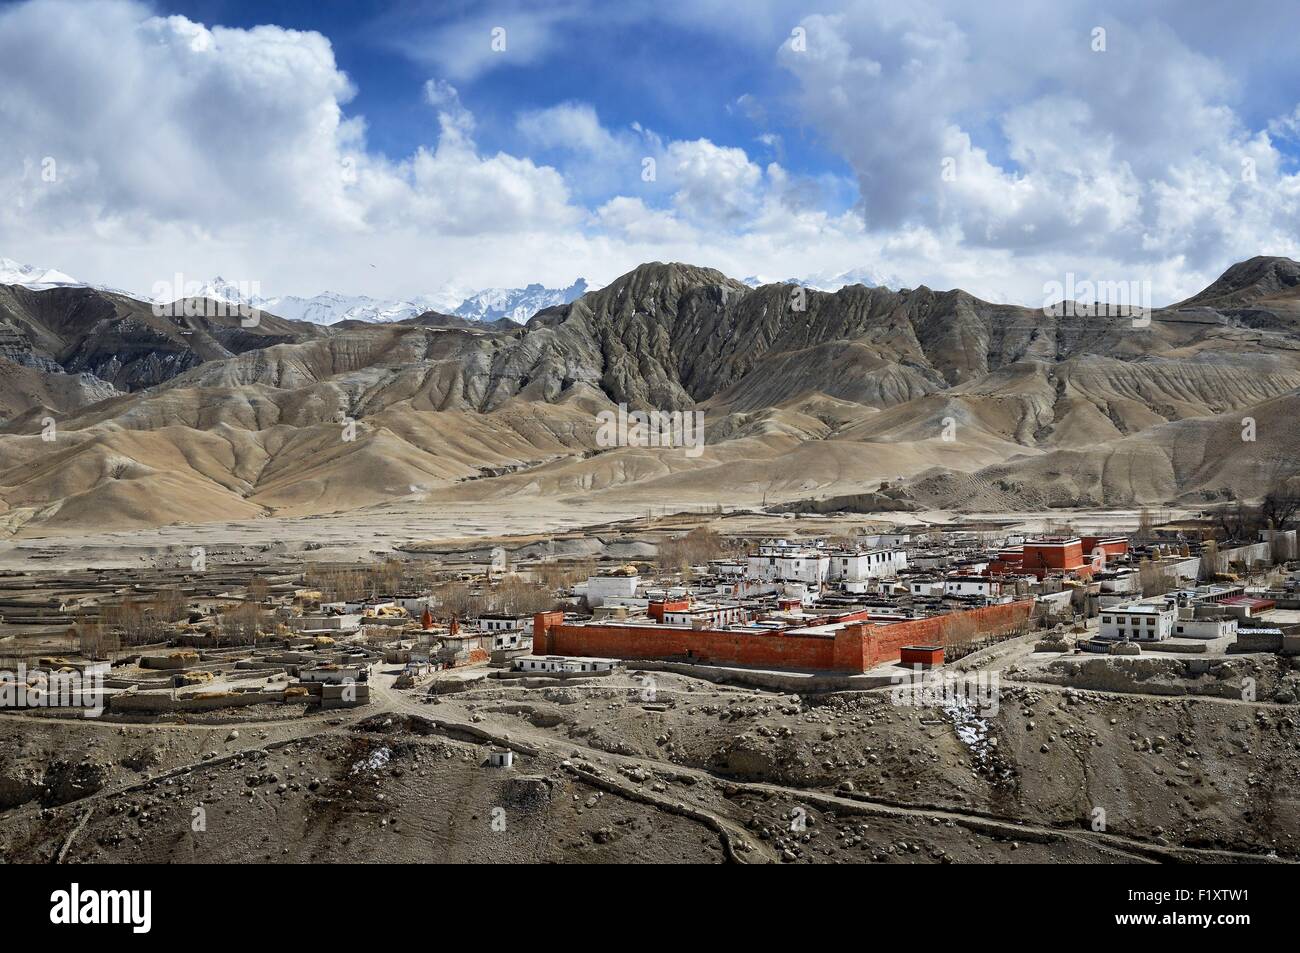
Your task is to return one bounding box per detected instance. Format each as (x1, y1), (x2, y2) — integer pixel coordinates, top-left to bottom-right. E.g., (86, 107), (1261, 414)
(0, 0), (587, 292)
(0, 0), (364, 230)
(2, 0), (1299, 311)
(776, 0), (1300, 283)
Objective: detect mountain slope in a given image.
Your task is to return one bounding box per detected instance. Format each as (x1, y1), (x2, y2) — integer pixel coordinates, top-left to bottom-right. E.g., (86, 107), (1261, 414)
(2, 256), (1300, 535)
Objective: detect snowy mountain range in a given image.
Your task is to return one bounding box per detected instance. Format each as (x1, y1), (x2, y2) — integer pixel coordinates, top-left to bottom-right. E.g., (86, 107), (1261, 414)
(1, 256), (893, 325)
(183, 278), (465, 326)
(453, 279), (590, 324)
(0, 259), (592, 326)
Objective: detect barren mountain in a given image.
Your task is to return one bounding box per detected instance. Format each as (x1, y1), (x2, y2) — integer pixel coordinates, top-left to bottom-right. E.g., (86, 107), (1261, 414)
(0, 256), (1298, 535)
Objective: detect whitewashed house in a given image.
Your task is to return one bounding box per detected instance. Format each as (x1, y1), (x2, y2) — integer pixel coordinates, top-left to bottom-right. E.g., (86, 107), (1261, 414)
(943, 575), (1001, 598)
(584, 573), (640, 608)
(746, 546), (830, 585)
(827, 548), (908, 581)
(1099, 602), (1175, 642)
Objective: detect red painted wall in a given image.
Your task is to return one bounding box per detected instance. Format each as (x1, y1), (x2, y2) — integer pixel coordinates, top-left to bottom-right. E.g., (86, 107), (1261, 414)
(1081, 536), (1128, 558)
(531, 601), (1032, 673)
(648, 599), (689, 622)
(900, 645), (945, 667)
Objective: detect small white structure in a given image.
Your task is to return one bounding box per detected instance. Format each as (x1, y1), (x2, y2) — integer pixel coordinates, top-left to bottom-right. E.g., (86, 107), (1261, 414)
(513, 655), (620, 674)
(859, 533), (911, 549)
(491, 630), (529, 651)
(1173, 613), (1238, 640)
(746, 544), (830, 586)
(1100, 602), (1175, 642)
(827, 548), (909, 582)
(585, 573), (640, 608)
(907, 578), (943, 597)
(943, 575), (1001, 598)
(707, 558), (746, 578)
(1095, 569), (1141, 595)
(394, 595), (433, 616)
(487, 748), (514, 769)
(477, 613), (531, 633)
(661, 603), (747, 627)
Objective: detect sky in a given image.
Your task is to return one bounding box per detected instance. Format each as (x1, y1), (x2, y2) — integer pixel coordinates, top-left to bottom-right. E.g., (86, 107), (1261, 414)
(2, 0), (1300, 306)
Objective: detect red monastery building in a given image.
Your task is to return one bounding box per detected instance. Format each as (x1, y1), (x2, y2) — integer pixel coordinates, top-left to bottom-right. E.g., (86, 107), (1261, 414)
(532, 601), (1033, 674)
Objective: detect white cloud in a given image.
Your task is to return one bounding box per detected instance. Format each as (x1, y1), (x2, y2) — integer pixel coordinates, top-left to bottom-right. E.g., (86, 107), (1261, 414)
(0, 0), (584, 293)
(2, 0), (1299, 314)
(381, 5), (571, 81)
(595, 196), (696, 243)
(665, 140), (764, 225)
(776, 0), (1300, 281)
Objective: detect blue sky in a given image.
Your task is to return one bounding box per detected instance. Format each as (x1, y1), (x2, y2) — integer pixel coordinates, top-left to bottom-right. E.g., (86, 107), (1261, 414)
(158, 0), (857, 197)
(2, 0), (1300, 306)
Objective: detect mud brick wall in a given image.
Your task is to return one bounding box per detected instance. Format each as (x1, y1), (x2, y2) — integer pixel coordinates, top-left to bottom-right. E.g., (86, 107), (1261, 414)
(533, 601), (1032, 673)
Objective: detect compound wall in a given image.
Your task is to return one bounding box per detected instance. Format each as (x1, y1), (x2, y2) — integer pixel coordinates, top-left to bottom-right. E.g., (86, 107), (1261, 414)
(532, 601), (1033, 673)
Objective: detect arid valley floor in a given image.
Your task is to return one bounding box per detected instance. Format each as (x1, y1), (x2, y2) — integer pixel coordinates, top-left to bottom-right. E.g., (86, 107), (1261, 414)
(1, 507), (1296, 865)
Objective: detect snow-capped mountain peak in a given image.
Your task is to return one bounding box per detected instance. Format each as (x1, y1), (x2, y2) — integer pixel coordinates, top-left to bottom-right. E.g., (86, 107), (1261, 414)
(0, 257), (83, 290)
(187, 276), (271, 308)
(266, 290), (461, 326)
(454, 278), (590, 324)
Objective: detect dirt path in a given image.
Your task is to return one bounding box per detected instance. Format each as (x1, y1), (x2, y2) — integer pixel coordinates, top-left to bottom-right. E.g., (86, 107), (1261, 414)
(371, 678), (1289, 865)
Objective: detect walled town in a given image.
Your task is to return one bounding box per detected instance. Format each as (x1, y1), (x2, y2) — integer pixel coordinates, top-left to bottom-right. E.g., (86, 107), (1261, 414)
(1, 508), (1298, 863)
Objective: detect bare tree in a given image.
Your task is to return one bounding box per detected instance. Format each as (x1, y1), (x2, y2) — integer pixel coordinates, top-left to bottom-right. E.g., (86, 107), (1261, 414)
(76, 617), (118, 659)
(1261, 483), (1300, 531)
(1136, 506), (1153, 541)
(217, 601), (268, 645)
(247, 576), (270, 603)
(489, 577), (557, 615)
(1214, 501), (1262, 543)
(432, 581), (484, 621)
(1200, 539), (1222, 580)
(657, 526), (727, 575)
(1138, 558), (1176, 597)
(938, 611), (980, 655)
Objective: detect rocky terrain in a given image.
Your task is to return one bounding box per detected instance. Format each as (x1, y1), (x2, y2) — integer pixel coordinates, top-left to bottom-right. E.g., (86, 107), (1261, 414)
(1, 256), (1299, 535)
(0, 661), (1294, 864)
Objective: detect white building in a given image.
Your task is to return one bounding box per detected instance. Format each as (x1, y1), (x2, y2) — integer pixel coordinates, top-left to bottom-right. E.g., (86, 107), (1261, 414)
(1099, 602), (1175, 642)
(661, 603), (748, 627)
(1095, 569), (1141, 595)
(394, 595), (433, 616)
(513, 655), (620, 674)
(826, 548), (908, 581)
(584, 573), (640, 608)
(491, 630), (530, 651)
(943, 575), (1001, 598)
(298, 665), (367, 684)
(289, 613), (362, 632)
(859, 533), (911, 549)
(746, 545), (830, 585)
(707, 558), (746, 578)
(1172, 612), (1237, 640)
(477, 613), (531, 633)
(908, 578), (943, 597)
